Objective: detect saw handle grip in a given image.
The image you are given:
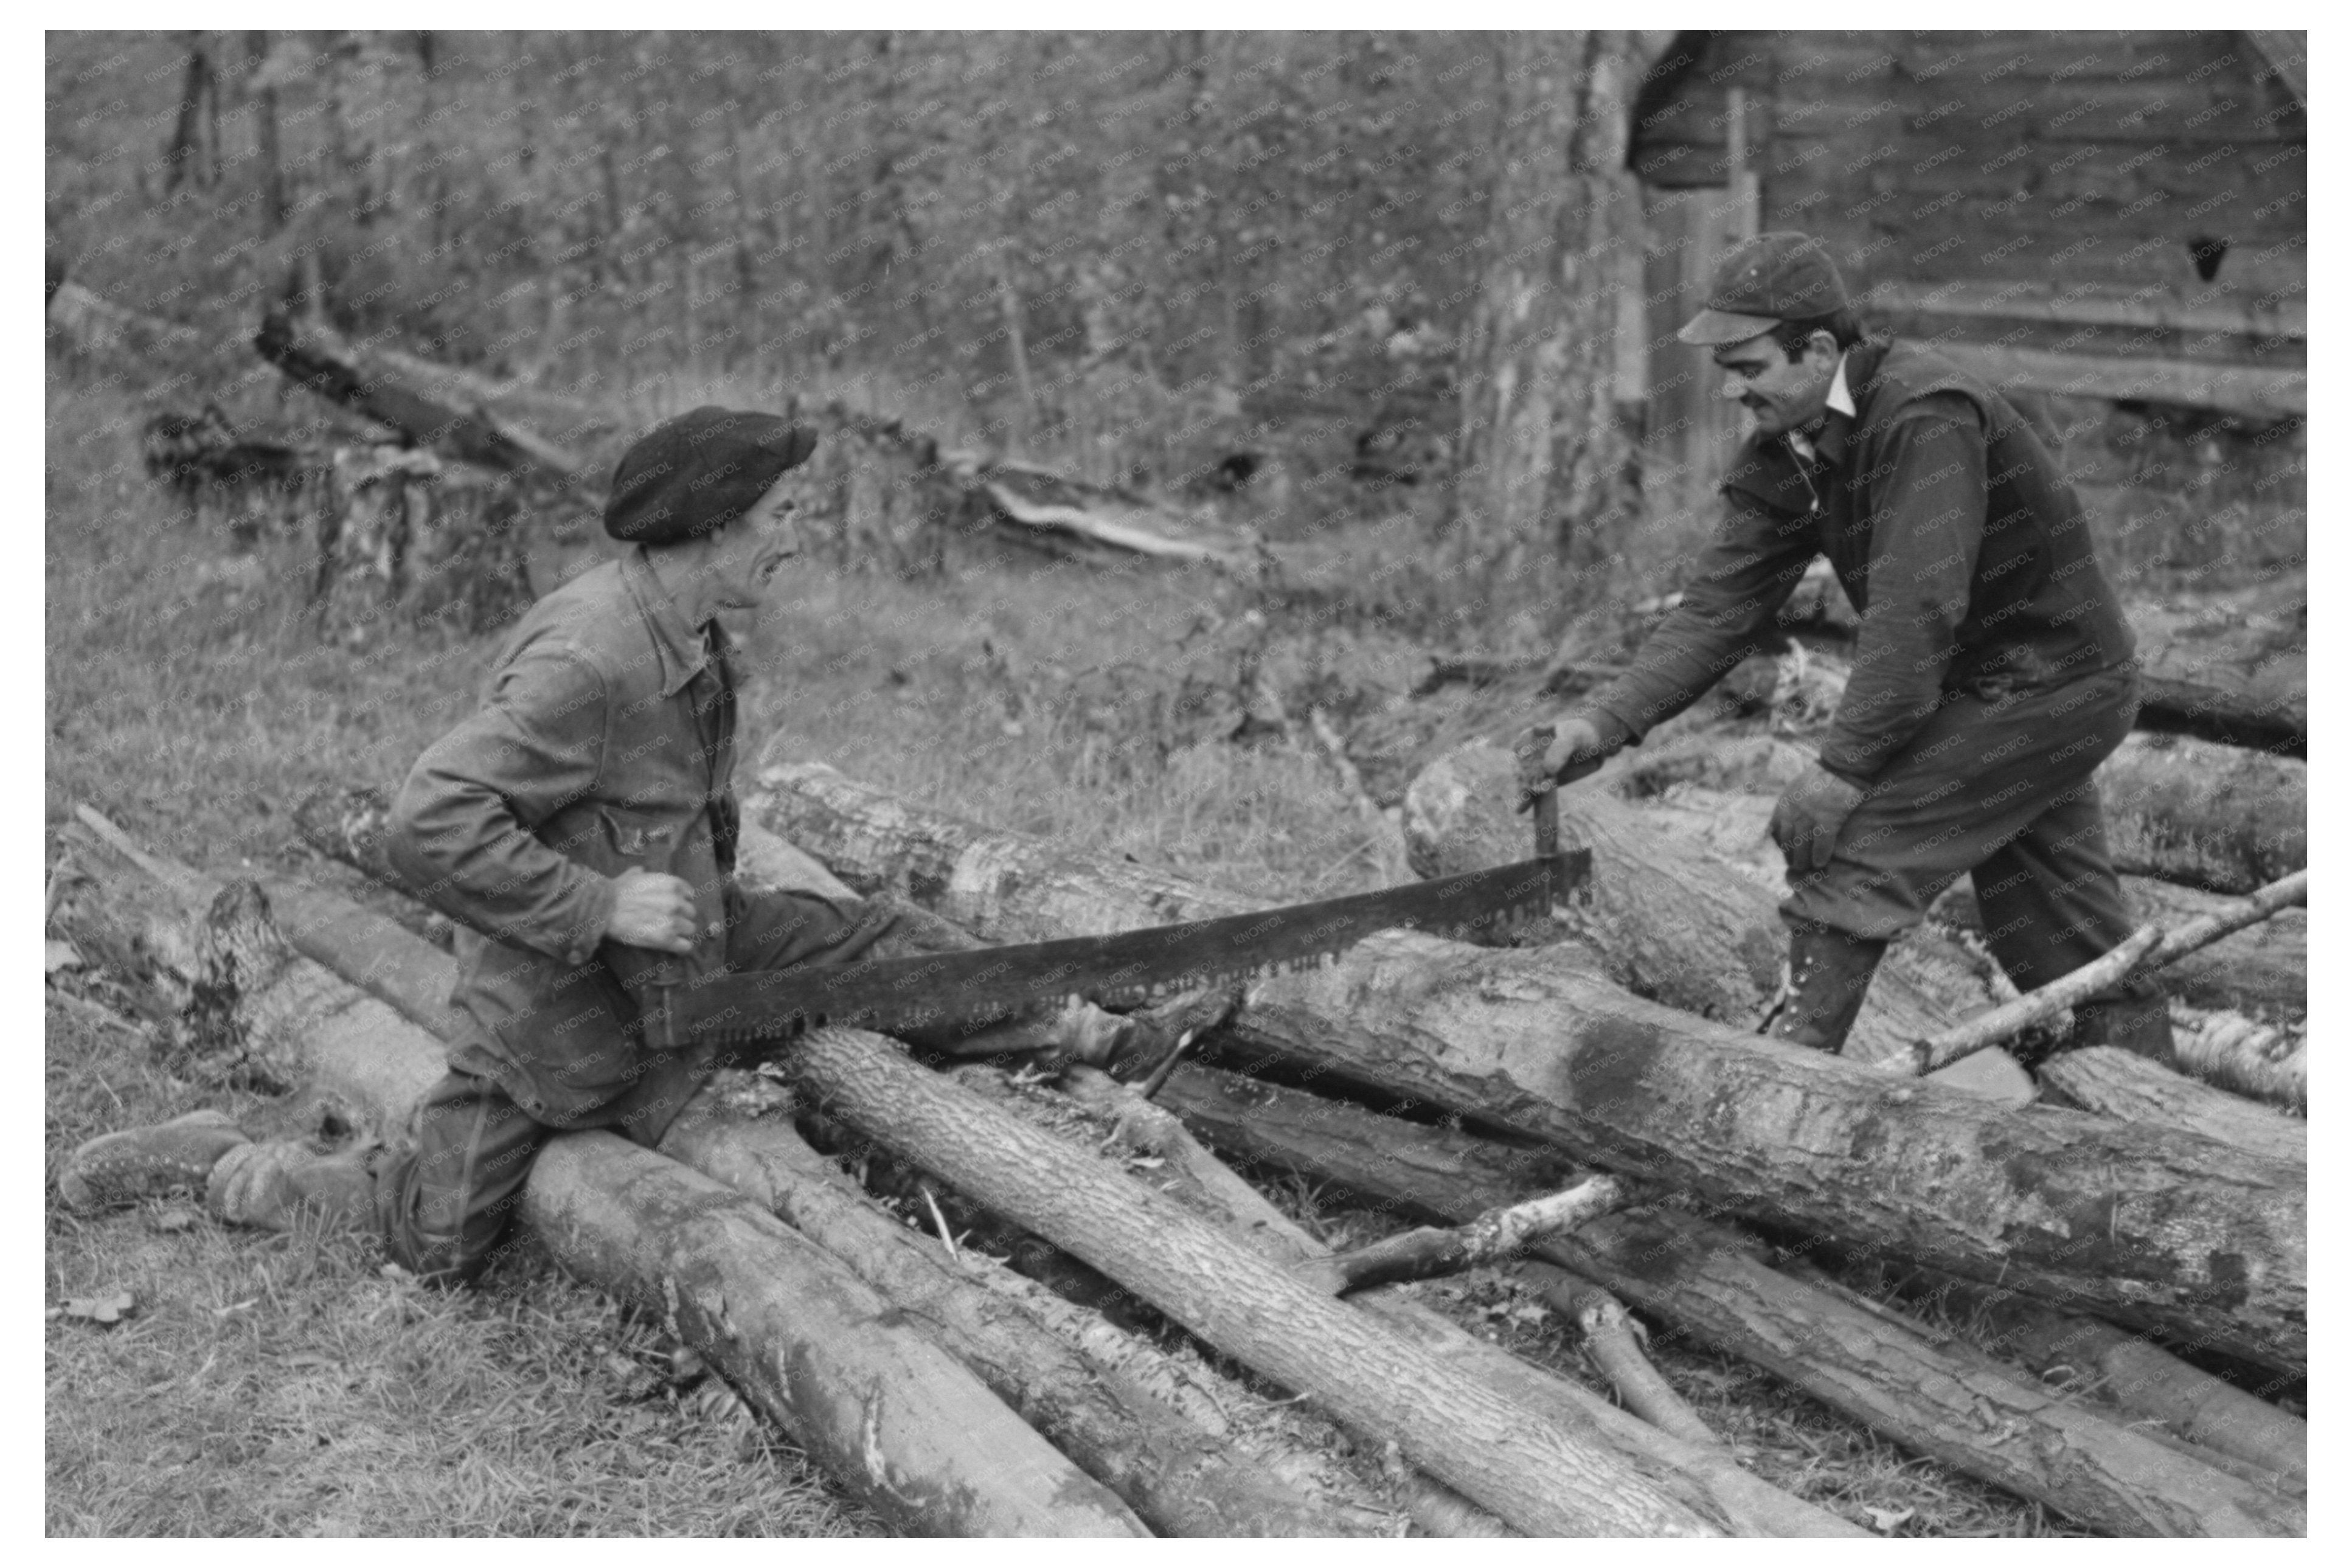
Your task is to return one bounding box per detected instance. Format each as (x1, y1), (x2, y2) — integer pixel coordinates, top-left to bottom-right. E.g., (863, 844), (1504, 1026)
(1531, 724), (1561, 861)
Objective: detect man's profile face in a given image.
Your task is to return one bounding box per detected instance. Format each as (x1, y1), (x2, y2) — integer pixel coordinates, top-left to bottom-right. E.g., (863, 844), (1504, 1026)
(1713, 329), (1839, 440)
(706, 471), (810, 609)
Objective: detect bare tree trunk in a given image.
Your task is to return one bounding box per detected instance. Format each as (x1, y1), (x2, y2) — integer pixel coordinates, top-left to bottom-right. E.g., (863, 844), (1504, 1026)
(2039, 1047), (2303, 1162)
(165, 33), (221, 192)
(245, 32), (286, 229)
(1447, 32), (1642, 595)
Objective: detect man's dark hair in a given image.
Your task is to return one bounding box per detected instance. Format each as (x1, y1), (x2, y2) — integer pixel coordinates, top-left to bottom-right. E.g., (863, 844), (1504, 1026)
(1770, 308), (1864, 359)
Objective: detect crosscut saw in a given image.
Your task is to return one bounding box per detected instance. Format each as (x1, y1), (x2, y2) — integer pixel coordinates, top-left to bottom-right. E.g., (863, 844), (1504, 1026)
(644, 728), (1589, 1053)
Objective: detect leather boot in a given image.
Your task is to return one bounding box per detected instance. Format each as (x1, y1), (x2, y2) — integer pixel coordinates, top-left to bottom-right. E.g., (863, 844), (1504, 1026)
(1769, 923), (1889, 1055)
(59, 1109), (250, 1213)
(2070, 985), (2176, 1059)
(206, 1140), (379, 1232)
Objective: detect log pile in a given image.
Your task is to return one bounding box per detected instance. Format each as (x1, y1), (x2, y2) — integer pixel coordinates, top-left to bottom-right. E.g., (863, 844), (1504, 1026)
(54, 636), (2305, 1535)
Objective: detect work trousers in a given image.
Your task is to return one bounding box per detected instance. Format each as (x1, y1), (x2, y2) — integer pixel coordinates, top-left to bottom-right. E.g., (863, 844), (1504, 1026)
(1781, 664), (2143, 995)
(372, 886), (972, 1283)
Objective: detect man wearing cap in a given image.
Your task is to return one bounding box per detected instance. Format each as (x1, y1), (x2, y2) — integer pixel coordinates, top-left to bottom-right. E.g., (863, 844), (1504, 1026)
(63, 407), (1120, 1275)
(1520, 232), (2168, 1063)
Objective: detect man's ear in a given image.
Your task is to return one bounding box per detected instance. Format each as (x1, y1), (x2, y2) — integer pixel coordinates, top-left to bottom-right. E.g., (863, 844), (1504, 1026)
(1805, 330), (1840, 369)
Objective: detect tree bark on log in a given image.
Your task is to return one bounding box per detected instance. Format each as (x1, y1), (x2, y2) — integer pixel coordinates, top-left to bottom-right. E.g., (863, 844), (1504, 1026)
(57, 817), (1148, 1538)
(2038, 1049), (2303, 1164)
(255, 309), (593, 489)
(784, 1024), (1726, 1537)
(2168, 1008), (2306, 1110)
(523, 1133), (1150, 1536)
(749, 764), (2306, 1377)
(2122, 595), (2305, 757)
(1399, 743), (2005, 1070)
(1856, 1266), (2307, 1490)
(1044, 1066), (1858, 1538)
(1142, 1055), (2303, 1535)
(656, 1107), (1395, 1538)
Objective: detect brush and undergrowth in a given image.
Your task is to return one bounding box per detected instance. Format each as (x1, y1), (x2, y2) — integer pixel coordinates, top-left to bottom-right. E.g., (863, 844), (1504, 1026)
(47, 361), (2075, 1538)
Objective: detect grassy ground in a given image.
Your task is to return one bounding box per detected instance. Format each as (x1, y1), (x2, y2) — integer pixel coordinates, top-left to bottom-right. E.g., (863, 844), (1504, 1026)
(47, 358), (2082, 1538)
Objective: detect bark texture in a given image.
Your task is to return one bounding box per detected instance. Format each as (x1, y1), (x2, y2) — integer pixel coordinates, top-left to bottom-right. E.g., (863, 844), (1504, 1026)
(751, 764), (2306, 1377)
(1400, 742), (2005, 1070)
(656, 1106), (1396, 1538)
(1147, 1052), (2302, 1536)
(1046, 1067), (1857, 1538)
(1874, 1268), (2307, 1491)
(785, 1024), (1725, 1537)
(2038, 1048), (2303, 1164)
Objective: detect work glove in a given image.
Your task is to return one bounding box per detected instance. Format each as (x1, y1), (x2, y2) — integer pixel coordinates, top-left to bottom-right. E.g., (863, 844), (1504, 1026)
(1769, 762), (1868, 872)
(1514, 711), (1621, 808)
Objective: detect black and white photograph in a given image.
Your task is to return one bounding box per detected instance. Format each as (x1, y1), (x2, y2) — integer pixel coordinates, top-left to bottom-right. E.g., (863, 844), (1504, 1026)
(41, 20), (2311, 1538)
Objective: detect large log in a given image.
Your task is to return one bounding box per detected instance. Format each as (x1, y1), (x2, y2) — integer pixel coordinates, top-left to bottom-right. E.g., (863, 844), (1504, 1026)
(657, 1108), (1396, 1538)
(56, 817), (1146, 1538)
(2039, 1050), (2303, 1162)
(749, 765), (2306, 1376)
(1400, 741), (2005, 1069)
(1852, 1266), (2308, 1491)
(786, 1025), (1725, 1536)
(1151, 1061), (2302, 1536)
(255, 309), (594, 490)
(523, 1134), (1150, 1536)
(2123, 593), (2306, 757)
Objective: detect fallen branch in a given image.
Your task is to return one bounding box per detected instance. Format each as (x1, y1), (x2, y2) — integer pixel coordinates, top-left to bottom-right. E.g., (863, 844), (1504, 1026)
(1541, 1280), (1720, 1448)
(1911, 872), (2308, 1075)
(1296, 1176), (1630, 1296)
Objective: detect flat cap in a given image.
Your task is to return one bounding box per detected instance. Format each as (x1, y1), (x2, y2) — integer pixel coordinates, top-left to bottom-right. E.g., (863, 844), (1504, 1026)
(1677, 231), (1851, 346)
(603, 406), (819, 546)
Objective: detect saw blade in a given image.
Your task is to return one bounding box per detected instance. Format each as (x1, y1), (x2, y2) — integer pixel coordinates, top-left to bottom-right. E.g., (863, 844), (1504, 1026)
(665, 850), (1587, 1050)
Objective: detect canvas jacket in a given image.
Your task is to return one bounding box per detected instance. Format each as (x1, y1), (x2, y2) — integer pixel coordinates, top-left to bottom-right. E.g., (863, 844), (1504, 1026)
(1588, 338), (2138, 780)
(389, 547), (743, 1126)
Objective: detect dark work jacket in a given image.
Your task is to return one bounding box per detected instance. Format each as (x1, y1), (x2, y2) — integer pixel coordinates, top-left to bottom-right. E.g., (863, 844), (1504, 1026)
(1589, 338), (2137, 780)
(388, 547), (742, 1135)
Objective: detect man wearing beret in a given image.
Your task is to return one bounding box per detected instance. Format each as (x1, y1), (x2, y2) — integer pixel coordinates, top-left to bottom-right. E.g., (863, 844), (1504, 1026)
(64, 407), (1120, 1275)
(1521, 233), (2169, 1063)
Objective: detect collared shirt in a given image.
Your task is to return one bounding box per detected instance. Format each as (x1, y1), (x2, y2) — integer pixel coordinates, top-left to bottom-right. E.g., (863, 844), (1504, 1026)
(1784, 355), (1854, 466)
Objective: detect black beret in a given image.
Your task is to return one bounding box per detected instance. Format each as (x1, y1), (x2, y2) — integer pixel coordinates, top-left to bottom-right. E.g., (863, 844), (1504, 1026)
(603, 406), (819, 546)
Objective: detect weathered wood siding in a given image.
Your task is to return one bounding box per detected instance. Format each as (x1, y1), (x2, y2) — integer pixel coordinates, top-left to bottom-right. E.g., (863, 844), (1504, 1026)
(1628, 30), (2303, 586)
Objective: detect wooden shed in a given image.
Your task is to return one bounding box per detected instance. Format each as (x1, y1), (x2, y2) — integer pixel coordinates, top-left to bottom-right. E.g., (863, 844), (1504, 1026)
(1625, 30), (2305, 588)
